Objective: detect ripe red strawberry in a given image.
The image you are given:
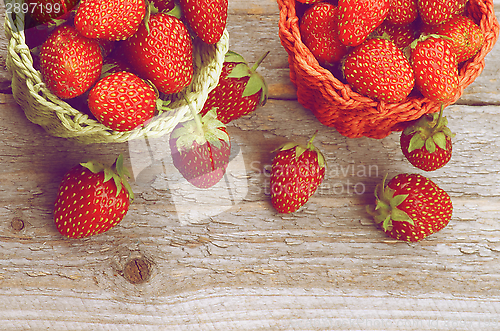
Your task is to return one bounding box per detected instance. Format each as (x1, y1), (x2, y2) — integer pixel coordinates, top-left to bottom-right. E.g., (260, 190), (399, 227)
(410, 35), (459, 103)
(74, 0), (146, 41)
(418, 0), (458, 26)
(386, 0), (419, 25)
(88, 71), (157, 132)
(423, 15), (484, 64)
(367, 173), (453, 242)
(299, 2), (349, 66)
(29, 0), (79, 25)
(337, 0), (391, 46)
(376, 21), (419, 49)
(400, 105), (455, 171)
(54, 155), (134, 239)
(343, 37), (415, 103)
(270, 132), (326, 214)
(39, 25), (103, 99)
(200, 51), (268, 124)
(179, 0), (228, 44)
(123, 13), (193, 95)
(169, 108), (231, 188)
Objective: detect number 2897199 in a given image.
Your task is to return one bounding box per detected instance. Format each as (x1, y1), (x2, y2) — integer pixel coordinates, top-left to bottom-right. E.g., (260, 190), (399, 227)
(5, 2), (63, 15)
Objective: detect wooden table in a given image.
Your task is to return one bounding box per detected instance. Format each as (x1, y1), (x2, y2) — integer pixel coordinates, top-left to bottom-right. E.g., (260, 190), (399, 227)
(1, 1), (499, 330)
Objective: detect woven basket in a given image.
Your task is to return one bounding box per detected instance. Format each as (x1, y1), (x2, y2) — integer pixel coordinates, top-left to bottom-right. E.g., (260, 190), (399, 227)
(277, 0), (499, 139)
(4, 6), (230, 144)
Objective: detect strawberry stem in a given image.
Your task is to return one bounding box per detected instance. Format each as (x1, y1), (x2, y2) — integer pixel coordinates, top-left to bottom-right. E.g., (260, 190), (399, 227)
(251, 51), (270, 72)
(306, 130), (319, 149)
(430, 103), (445, 134)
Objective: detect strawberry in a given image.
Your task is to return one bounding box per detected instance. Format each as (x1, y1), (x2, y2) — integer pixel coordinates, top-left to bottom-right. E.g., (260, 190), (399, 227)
(199, 51), (268, 124)
(367, 173), (453, 242)
(75, 0), (145, 41)
(386, 0), (419, 26)
(423, 15), (484, 64)
(54, 155), (134, 239)
(179, 0), (228, 44)
(39, 25), (103, 99)
(29, 0), (79, 25)
(343, 37), (415, 103)
(270, 132), (326, 214)
(88, 71), (157, 132)
(410, 35), (459, 103)
(337, 0), (391, 46)
(75, 0), (146, 41)
(376, 21), (419, 49)
(169, 108), (231, 188)
(123, 13), (193, 95)
(418, 0), (458, 26)
(400, 105), (455, 171)
(299, 2), (349, 66)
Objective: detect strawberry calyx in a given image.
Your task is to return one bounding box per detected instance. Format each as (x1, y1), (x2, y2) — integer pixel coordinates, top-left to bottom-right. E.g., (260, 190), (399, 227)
(410, 33), (453, 49)
(144, 0), (182, 35)
(226, 50), (270, 106)
(366, 174), (414, 231)
(403, 104), (455, 154)
(275, 131), (326, 169)
(80, 154), (134, 201)
(407, 33), (453, 61)
(171, 104), (229, 153)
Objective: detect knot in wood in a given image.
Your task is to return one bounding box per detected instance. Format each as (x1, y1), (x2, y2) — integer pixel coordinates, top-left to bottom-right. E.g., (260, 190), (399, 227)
(11, 218), (25, 231)
(123, 258), (151, 284)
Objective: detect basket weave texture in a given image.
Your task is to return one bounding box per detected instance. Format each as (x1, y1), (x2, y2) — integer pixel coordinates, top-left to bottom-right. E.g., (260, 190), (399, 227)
(277, 0), (499, 139)
(4, 7), (229, 144)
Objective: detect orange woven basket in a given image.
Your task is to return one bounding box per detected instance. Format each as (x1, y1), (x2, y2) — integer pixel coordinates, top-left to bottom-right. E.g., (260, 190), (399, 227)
(277, 0), (499, 139)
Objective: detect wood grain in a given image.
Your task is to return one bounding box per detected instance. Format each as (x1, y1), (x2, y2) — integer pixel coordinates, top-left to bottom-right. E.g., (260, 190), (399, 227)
(0, 1), (499, 330)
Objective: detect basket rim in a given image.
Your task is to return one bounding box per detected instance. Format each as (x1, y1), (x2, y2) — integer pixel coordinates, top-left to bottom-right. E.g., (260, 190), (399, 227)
(277, 0), (500, 111)
(276, 0), (500, 138)
(4, 5), (230, 144)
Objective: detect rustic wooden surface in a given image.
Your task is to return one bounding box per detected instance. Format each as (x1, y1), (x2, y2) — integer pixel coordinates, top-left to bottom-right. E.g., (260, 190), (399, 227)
(1, 0), (500, 330)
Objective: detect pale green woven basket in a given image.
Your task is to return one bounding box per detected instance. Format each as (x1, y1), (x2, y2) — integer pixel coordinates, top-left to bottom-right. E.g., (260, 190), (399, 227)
(3, 4), (229, 144)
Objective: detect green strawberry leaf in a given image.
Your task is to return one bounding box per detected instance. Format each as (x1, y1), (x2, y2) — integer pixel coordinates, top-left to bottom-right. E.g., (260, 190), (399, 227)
(443, 126), (454, 138)
(425, 137), (437, 153)
(123, 179), (134, 202)
(295, 146), (306, 160)
(205, 131), (222, 149)
(382, 215), (393, 231)
(227, 63), (251, 79)
(432, 132), (447, 150)
(242, 73), (265, 98)
(115, 154), (124, 176)
(224, 51), (247, 64)
(81, 161), (104, 174)
(391, 208), (414, 224)
(279, 142), (300, 152)
(408, 133), (426, 153)
(112, 173), (123, 197)
(390, 193), (409, 208)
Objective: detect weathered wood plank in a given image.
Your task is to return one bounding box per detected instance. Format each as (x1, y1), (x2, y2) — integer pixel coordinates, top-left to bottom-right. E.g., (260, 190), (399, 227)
(0, 0), (499, 330)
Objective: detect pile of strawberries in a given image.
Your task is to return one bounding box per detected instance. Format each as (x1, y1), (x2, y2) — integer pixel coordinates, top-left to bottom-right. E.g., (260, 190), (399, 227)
(267, 0), (487, 241)
(297, 0), (484, 105)
(27, 0), (229, 132)
(28, 1), (272, 238)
